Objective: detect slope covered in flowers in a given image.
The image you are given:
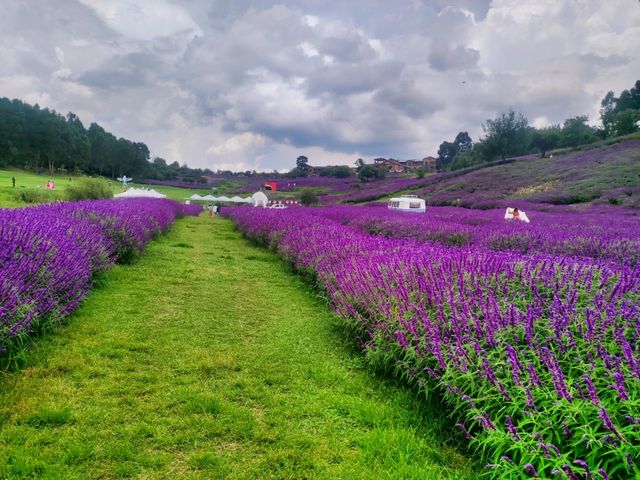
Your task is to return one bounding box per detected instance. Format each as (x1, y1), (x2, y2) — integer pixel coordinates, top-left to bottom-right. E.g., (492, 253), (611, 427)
(223, 206), (639, 479)
(0, 199), (201, 367)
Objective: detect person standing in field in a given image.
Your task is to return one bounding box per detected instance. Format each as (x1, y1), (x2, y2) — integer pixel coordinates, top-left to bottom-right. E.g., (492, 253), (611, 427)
(12, 176), (15, 187)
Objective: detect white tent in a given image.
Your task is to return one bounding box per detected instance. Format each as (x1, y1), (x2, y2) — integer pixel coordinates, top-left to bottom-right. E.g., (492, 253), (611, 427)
(242, 196), (253, 203)
(202, 194), (218, 201)
(217, 196), (231, 202)
(115, 188), (167, 199)
(187, 193), (204, 201)
(230, 196), (245, 203)
(251, 191), (268, 207)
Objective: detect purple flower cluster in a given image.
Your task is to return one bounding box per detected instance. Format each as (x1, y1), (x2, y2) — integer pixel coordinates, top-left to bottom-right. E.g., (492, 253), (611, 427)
(0, 198), (200, 365)
(312, 205), (640, 265)
(224, 206), (639, 479)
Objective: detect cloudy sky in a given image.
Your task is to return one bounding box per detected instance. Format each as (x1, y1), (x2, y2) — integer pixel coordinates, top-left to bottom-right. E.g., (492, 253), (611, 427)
(1, 1), (639, 172)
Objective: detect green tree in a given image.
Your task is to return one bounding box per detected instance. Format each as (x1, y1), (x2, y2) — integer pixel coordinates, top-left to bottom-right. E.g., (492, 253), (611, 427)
(296, 155), (310, 176)
(531, 125), (561, 158)
(561, 115), (597, 148)
(481, 110), (530, 161)
(612, 109), (640, 136)
(454, 131), (472, 153)
(357, 164), (385, 182)
(436, 141), (457, 170)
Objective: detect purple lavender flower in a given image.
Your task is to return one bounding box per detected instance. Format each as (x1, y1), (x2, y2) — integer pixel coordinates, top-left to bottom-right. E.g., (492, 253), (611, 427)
(524, 463), (539, 477)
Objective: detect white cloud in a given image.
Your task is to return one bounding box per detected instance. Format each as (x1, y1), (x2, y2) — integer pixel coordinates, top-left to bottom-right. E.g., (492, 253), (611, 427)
(77, 0), (202, 41)
(0, 0), (637, 171)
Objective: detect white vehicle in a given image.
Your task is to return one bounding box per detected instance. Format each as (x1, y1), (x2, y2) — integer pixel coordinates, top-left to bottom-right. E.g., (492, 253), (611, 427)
(269, 203), (287, 209)
(388, 195), (426, 213)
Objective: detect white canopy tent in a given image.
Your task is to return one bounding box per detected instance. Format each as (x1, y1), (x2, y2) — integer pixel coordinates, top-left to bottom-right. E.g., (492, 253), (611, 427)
(115, 188), (167, 199)
(187, 193), (205, 201)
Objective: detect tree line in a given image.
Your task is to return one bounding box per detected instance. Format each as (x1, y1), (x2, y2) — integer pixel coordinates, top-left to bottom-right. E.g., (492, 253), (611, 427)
(0, 97), (213, 181)
(437, 79), (640, 171)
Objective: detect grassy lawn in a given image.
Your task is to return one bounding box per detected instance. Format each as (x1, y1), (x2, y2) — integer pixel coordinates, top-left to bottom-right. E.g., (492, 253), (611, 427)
(0, 215), (474, 479)
(0, 169), (215, 207)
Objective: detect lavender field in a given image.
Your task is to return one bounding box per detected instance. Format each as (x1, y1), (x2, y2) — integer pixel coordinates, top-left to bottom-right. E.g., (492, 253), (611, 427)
(224, 205), (640, 479)
(0, 199), (201, 367)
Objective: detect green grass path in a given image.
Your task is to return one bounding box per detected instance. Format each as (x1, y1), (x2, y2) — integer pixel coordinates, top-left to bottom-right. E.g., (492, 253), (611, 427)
(0, 215), (474, 479)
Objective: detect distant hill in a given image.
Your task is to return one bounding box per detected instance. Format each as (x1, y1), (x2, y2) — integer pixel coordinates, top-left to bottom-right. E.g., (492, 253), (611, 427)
(408, 138), (640, 209)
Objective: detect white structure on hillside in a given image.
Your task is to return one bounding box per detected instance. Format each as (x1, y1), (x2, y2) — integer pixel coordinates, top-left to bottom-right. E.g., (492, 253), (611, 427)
(251, 191), (268, 207)
(115, 188), (166, 199)
(388, 195), (426, 213)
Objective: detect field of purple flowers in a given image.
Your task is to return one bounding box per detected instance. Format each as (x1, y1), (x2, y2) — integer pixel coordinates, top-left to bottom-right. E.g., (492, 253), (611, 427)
(0, 199), (201, 367)
(412, 140), (640, 209)
(224, 206), (639, 479)
(313, 205), (640, 265)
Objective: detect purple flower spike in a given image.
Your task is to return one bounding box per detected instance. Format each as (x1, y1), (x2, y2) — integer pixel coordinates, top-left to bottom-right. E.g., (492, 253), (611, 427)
(524, 463), (539, 477)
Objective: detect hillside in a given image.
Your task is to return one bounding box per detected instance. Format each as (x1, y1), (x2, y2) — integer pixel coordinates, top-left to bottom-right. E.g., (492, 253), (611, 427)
(408, 139), (640, 209)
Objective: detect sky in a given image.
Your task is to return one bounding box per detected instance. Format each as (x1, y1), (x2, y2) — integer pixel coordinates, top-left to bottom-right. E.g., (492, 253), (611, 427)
(1, 1), (639, 172)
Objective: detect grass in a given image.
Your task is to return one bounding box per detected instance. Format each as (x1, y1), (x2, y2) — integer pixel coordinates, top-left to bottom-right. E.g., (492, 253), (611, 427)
(0, 169), (216, 207)
(0, 215), (475, 479)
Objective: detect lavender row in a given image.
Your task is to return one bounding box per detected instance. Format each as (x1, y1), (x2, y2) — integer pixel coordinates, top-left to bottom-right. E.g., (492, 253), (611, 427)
(312, 205), (640, 265)
(0, 199), (201, 365)
(224, 207), (639, 479)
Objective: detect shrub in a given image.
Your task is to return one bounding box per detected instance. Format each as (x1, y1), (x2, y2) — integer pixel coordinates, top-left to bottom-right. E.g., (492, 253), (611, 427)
(65, 178), (113, 201)
(298, 189), (319, 206)
(13, 187), (58, 204)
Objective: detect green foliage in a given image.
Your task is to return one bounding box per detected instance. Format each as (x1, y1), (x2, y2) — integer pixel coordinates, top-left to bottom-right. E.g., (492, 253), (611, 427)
(65, 178), (114, 201)
(298, 188), (319, 206)
(416, 167), (426, 179)
(600, 80), (640, 137)
(481, 110), (531, 161)
(319, 165), (352, 178)
(531, 125), (562, 157)
(612, 109), (640, 136)
(0, 97), (211, 183)
(358, 164), (386, 182)
(561, 115), (598, 148)
(295, 155), (310, 177)
(13, 187), (58, 204)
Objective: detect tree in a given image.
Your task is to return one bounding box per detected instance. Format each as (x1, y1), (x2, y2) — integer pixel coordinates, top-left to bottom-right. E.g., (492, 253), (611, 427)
(453, 131), (472, 153)
(612, 109), (640, 136)
(436, 141), (457, 170)
(531, 125), (561, 158)
(600, 90), (617, 137)
(481, 110), (530, 161)
(358, 164), (385, 182)
(296, 155), (309, 176)
(599, 80), (640, 137)
(561, 115), (597, 148)
(298, 188), (319, 206)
